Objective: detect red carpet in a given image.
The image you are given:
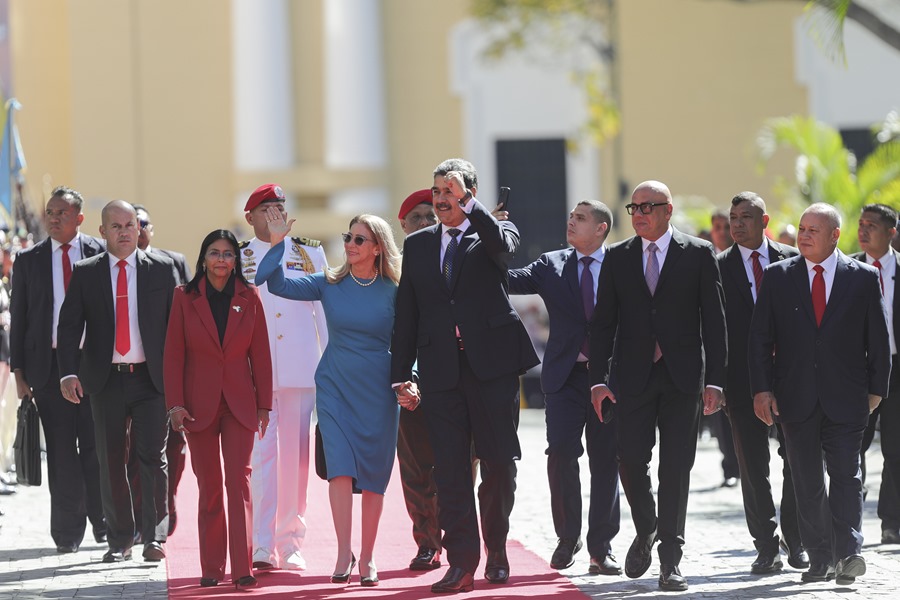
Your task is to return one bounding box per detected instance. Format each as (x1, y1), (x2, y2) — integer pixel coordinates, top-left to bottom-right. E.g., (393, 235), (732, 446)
(166, 447), (587, 598)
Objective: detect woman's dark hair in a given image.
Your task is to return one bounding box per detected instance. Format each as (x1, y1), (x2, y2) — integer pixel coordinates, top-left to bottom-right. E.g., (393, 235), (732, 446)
(184, 229), (249, 293)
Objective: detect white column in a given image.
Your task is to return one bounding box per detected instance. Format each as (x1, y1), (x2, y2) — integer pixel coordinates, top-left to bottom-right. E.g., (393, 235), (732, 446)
(232, 0), (295, 171)
(324, 0), (388, 213)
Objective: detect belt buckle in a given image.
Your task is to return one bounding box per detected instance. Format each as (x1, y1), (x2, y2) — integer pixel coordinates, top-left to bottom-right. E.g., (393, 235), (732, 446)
(115, 363), (134, 373)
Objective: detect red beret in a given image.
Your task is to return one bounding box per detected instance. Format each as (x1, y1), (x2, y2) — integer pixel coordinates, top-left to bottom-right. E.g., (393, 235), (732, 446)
(244, 183), (286, 212)
(398, 189), (433, 220)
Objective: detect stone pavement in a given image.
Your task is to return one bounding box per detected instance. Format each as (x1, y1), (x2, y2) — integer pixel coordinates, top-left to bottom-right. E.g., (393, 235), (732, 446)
(1, 408), (897, 598)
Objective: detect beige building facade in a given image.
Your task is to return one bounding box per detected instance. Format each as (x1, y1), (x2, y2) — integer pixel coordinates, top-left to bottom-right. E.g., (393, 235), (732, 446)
(11, 0), (811, 260)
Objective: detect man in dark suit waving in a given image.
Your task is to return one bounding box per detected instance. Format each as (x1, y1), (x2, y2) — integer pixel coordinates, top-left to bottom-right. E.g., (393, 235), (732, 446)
(508, 200), (621, 575)
(589, 180), (727, 592)
(749, 202), (891, 586)
(717, 192), (805, 574)
(10, 186), (106, 553)
(57, 200), (177, 563)
(391, 158), (539, 594)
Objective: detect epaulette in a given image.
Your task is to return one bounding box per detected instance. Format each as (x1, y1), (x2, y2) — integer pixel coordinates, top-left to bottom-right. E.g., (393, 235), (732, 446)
(292, 236), (321, 248)
(239, 240), (250, 249)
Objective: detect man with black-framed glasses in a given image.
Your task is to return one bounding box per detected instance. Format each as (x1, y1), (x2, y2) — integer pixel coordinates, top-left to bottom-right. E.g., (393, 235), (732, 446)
(239, 183), (328, 571)
(590, 180), (727, 592)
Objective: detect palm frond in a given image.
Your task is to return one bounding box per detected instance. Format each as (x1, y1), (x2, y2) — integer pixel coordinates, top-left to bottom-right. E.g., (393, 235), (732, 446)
(803, 0), (851, 66)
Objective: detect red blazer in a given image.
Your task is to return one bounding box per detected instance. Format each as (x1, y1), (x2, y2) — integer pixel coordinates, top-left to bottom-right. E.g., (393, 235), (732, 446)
(164, 277), (273, 432)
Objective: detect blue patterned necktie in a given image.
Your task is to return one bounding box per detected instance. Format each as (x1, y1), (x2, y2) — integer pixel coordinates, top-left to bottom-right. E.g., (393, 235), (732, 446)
(443, 228), (461, 286)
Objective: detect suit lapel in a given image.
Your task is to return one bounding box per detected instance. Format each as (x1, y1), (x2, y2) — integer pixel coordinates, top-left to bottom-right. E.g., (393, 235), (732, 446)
(820, 253), (852, 327)
(37, 239), (54, 303)
(626, 236), (652, 298)
(136, 250), (150, 335)
(222, 283), (250, 350)
(426, 227), (449, 295)
(563, 248), (581, 307)
(766, 240), (790, 264)
(447, 227), (474, 295)
(194, 278), (223, 348)
(655, 229), (685, 292)
(725, 245), (754, 308)
(98, 253), (115, 324)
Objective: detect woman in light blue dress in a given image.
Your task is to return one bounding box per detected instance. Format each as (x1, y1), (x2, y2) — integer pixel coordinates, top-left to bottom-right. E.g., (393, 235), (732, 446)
(255, 210), (401, 587)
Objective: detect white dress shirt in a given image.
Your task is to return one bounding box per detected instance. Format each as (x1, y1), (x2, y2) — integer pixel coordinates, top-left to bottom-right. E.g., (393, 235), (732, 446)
(738, 239), (770, 303)
(641, 227), (674, 272)
(804, 250), (838, 304)
(108, 251), (146, 363)
(866, 250), (897, 355)
(51, 234), (84, 348)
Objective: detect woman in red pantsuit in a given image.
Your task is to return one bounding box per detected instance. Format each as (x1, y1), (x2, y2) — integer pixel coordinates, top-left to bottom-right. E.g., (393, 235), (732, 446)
(164, 229), (272, 589)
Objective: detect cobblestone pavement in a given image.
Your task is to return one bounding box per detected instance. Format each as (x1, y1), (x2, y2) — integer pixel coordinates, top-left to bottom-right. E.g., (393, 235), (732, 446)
(1, 409), (896, 598)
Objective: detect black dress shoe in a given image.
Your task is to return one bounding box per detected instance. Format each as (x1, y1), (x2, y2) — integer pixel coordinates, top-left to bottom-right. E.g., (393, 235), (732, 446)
(750, 549), (783, 574)
(835, 554), (865, 586)
(800, 562), (834, 582)
(550, 537), (582, 570)
(102, 548), (133, 563)
(882, 528), (900, 544)
(94, 530), (107, 544)
(431, 566), (475, 593)
(199, 577), (219, 587)
(780, 539), (810, 569)
(658, 564), (688, 591)
(589, 554), (622, 575)
(234, 575), (258, 589)
(410, 546), (441, 571)
(484, 549), (510, 584)
(56, 544), (79, 554)
(143, 541), (165, 562)
(624, 530), (657, 578)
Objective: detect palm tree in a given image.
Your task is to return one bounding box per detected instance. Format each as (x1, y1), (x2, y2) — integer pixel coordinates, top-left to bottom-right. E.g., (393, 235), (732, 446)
(757, 113), (900, 251)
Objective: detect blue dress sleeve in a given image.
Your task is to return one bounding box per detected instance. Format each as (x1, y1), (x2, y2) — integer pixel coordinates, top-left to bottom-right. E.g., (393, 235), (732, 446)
(254, 240), (325, 301)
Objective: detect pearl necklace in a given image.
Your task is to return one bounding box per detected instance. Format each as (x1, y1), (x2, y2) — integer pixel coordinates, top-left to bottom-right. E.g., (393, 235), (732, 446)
(349, 267), (379, 287)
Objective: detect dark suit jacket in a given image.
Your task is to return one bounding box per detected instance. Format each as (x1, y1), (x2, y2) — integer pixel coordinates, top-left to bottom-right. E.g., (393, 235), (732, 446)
(56, 249), (177, 395)
(718, 239), (799, 405)
(150, 247), (191, 285)
(589, 228), (727, 396)
(164, 278), (272, 432)
(10, 234), (105, 389)
(850, 249), (900, 349)
(391, 201), (539, 393)
(509, 247), (593, 395)
(748, 251), (891, 424)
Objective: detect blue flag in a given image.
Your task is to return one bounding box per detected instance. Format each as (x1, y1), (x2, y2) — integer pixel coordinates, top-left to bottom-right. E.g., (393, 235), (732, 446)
(0, 98), (26, 223)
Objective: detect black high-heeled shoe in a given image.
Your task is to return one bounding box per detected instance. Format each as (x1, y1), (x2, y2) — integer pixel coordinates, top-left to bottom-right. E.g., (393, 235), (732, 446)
(199, 577), (219, 587)
(360, 561), (379, 587)
(234, 575), (258, 589)
(331, 553), (357, 584)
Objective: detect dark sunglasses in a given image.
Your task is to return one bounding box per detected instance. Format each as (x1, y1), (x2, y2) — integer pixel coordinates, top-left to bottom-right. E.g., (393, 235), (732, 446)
(624, 202), (668, 215)
(139, 219), (150, 229)
(342, 232), (373, 246)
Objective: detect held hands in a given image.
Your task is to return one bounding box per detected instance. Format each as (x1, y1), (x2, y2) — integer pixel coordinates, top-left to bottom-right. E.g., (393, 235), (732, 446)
(258, 409), (270, 440)
(264, 206), (295, 246)
(753, 391), (779, 426)
(395, 381), (421, 411)
(702, 387), (725, 416)
(60, 377), (84, 405)
(591, 385), (616, 423)
(869, 394), (882, 414)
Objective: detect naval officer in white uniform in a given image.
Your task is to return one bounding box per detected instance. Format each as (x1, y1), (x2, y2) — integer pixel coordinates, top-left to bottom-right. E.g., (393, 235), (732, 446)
(241, 183), (328, 570)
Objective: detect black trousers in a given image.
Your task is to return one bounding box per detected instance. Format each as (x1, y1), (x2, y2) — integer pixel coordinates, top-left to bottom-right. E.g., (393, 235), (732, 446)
(782, 406), (866, 565)
(423, 350), (519, 574)
(33, 351), (105, 547)
(91, 363), (169, 550)
(616, 359), (700, 566)
(727, 398), (801, 553)
(545, 362), (620, 557)
(397, 405), (442, 552)
(127, 422), (186, 535)
(710, 411), (740, 479)
(861, 355), (900, 531)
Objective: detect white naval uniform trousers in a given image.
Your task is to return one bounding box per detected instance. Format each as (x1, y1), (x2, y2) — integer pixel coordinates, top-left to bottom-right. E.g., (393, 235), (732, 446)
(242, 237), (327, 563)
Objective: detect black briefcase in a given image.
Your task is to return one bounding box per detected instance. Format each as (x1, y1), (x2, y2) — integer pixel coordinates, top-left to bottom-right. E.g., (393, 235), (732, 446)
(13, 395), (42, 486)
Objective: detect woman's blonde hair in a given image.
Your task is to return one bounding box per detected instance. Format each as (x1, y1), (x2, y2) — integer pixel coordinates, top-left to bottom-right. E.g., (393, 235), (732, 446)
(325, 214), (402, 285)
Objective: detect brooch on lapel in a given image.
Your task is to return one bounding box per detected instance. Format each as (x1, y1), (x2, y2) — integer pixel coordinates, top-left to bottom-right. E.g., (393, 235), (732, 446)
(232, 306), (242, 313)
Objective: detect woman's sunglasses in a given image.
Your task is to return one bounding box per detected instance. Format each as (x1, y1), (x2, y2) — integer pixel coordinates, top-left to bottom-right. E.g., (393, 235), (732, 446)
(342, 233), (373, 246)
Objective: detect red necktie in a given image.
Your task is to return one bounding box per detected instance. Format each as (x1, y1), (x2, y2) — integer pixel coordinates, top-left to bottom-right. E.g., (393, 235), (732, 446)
(873, 259), (884, 295)
(812, 265), (826, 327)
(61, 243), (72, 292)
(115, 259), (131, 355)
(579, 256), (595, 358)
(750, 250), (764, 298)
